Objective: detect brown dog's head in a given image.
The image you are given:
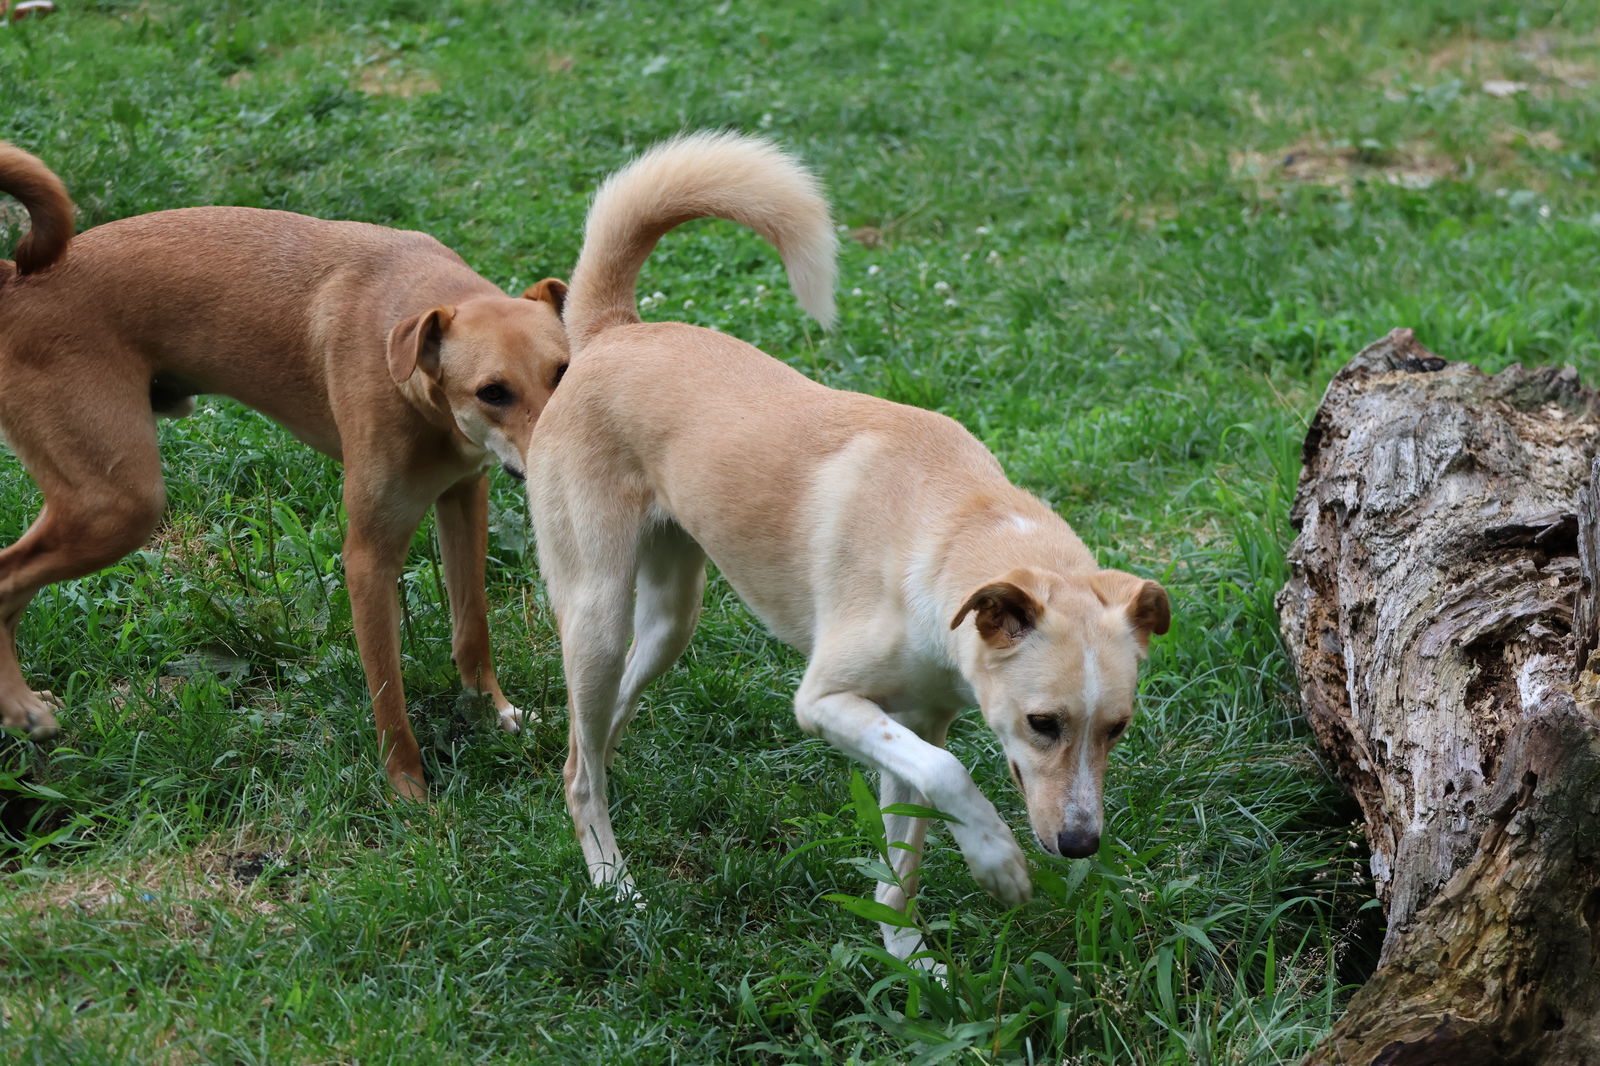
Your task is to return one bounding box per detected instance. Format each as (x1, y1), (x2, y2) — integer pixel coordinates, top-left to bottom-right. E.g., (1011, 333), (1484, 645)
(951, 567), (1170, 859)
(386, 278), (570, 479)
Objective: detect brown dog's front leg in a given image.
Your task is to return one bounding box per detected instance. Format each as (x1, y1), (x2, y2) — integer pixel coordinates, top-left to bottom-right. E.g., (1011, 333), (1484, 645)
(343, 503), (427, 801)
(434, 475), (525, 732)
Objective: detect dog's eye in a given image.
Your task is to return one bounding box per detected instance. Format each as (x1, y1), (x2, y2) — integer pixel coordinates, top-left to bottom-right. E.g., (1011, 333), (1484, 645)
(476, 383), (513, 406)
(551, 363), (569, 388)
(1107, 720), (1130, 742)
(1026, 714), (1061, 740)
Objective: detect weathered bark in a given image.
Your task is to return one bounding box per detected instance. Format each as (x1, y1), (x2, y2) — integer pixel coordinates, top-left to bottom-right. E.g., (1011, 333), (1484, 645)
(1277, 329), (1600, 1063)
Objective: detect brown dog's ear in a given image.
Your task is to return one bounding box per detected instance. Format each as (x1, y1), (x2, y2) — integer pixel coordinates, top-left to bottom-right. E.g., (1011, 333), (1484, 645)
(951, 578), (1044, 648)
(1090, 570), (1171, 651)
(523, 278), (569, 318)
(386, 306), (454, 384)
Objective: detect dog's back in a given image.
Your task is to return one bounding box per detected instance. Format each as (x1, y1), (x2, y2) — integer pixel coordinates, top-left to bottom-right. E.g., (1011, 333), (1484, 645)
(0, 166), (499, 445)
(0, 140), (490, 351)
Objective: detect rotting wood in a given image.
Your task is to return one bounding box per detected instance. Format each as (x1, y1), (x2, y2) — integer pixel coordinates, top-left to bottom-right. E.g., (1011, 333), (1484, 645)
(1277, 328), (1600, 1063)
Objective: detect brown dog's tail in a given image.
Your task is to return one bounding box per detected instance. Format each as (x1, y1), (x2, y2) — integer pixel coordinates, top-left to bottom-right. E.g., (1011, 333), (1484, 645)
(0, 142), (75, 277)
(564, 130), (837, 351)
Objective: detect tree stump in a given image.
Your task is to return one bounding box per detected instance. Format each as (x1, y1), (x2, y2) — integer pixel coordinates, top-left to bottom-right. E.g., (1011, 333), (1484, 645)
(1276, 329), (1600, 1064)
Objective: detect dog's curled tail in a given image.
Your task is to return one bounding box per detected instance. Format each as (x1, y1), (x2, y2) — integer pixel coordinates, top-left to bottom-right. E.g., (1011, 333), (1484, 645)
(564, 130), (837, 350)
(0, 142), (74, 277)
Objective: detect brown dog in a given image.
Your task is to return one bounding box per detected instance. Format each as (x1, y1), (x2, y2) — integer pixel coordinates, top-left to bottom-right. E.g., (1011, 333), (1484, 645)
(528, 132), (1170, 964)
(0, 142), (570, 799)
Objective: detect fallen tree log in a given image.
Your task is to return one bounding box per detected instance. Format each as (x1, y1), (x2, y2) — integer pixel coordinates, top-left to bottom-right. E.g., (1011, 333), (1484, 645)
(1276, 329), (1600, 1064)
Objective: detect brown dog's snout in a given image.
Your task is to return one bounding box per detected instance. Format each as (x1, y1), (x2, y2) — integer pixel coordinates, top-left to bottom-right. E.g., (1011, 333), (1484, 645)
(1055, 827), (1100, 858)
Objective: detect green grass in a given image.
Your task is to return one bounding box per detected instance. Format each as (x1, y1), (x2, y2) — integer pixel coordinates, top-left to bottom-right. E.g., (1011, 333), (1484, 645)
(2, 0), (1597, 1061)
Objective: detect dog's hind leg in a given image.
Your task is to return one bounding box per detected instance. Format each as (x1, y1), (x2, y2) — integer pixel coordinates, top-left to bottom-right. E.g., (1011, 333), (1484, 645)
(558, 572), (638, 895)
(538, 494), (648, 897)
(605, 519), (705, 767)
(0, 388), (166, 738)
(874, 717), (952, 969)
(435, 474), (527, 733)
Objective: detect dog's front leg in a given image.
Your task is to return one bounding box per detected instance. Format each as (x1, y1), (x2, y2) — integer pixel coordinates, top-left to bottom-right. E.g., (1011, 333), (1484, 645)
(794, 687), (1031, 906)
(435, 475), (527, 733)
(343, 494), (429, 801)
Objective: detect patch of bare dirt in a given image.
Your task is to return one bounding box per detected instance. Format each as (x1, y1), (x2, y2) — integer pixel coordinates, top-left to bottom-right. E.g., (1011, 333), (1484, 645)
(1492, 127), (1566, 153)
(147, 516), (215, 573)
(1115, 200), (1181, 229)
(355, 64), (441, 98)
(1231, 139), (1457, 194)
(107, 673), (187, 712)
(1394, 28), (1599, 98)
(3, 832), (312, 937)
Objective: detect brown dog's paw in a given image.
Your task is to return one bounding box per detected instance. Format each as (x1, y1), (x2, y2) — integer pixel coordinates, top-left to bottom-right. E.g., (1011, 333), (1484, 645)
(3, 690), (62, 739)
(388, 769), (429, 803)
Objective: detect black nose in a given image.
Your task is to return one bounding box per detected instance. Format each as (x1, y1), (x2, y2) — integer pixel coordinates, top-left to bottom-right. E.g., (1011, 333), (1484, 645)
(502, 463), (526, 482)
(1056, 828), (1100, 859)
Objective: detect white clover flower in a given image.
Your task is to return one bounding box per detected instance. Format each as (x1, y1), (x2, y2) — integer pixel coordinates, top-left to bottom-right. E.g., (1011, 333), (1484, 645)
(866, 264), (880, 276)
(976, 225), (990, 235)
(850, 287), (863, 296)
(933, 280), (950, 293)
(943, 298), (958, 308)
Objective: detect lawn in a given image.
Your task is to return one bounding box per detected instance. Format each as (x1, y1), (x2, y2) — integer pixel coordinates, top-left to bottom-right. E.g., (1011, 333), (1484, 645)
(2, 0), (1598, 1062)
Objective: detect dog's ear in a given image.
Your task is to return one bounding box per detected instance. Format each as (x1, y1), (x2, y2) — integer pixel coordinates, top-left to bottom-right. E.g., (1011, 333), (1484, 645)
(951, 578), (1044, 649)
(522, 278), (568, 318)
(386, 306), (455, 384)
(1090, 570), (1171, 652)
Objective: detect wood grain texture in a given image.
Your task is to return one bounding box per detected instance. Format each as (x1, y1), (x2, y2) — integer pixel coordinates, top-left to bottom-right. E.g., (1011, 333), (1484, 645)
(1277, 329), (1600, 1063)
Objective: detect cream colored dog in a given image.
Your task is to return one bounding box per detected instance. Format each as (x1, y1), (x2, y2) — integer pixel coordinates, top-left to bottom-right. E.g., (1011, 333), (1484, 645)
(528, 132), (1170, 961)
(0, 142), (570, 799)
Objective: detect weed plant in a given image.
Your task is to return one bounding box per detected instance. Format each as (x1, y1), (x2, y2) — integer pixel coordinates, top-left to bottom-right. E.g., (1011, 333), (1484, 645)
(2, 1), (1598, 1062)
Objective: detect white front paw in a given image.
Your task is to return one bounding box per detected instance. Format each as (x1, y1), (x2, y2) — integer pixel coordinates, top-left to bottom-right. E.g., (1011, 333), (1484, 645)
(496, 703), (535, 733)
(592, 868), (645, 910)
(956, 823), (1032, 906)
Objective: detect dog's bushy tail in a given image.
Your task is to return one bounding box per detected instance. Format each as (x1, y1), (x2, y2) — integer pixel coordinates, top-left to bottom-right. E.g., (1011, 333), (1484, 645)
(564, 130), (837, 351)
(0, 143), (74, 277)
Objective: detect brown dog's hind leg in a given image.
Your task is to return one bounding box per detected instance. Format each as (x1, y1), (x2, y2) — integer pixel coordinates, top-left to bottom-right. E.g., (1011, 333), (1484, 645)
(434, 474), (526, 732)
(0, 401), (166, 738)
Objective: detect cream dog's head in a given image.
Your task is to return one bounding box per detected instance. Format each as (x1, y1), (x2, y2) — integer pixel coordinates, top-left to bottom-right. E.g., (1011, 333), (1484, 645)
(386, 278), (570, 479)
(952, 567), (1169, 859)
